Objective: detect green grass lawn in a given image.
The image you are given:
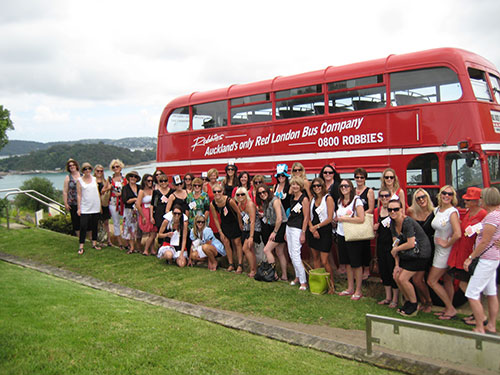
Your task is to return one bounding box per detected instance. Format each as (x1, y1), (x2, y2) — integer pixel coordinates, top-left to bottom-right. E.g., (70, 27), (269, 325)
(0, 226), (492, 332)
(0, 261), (400, 375)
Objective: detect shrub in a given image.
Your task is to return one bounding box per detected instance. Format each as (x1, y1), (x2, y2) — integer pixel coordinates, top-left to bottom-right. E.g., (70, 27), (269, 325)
(14, 177), (59, 211)
(40, 214), (73, 235)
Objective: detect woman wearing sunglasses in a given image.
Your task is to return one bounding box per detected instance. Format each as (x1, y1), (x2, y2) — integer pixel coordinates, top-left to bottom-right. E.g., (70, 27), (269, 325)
(183, 173), (195, 195)
(63, 158), (81, 237)
(273, 164), (291, 212)
(76, 163), (102, 254)
(389, 199), (432, 316)
(151, 174), (172, 232)
(428, 185), (461, 320)
(166, 175), (189, 216)
(380, 168), (405, 214)
(373, 188), (399, 307)
(210, 186), (243, 272)
(406, 188), (434, 312)
(335, 179), (365, 300)
(136, 174), (156, 256)
(235, 187), (260, 277)
(307, 177), (334, 293)
(122, 171), (141, 254)
(190, 214), (225, 271)
(222, 164), (238, 197)
(257, 184), (288, 280)
(186, 177), (210, 231)
(108, 159), (127, 249)
(290, 162), (311, 198)
(94, 164), (112, 247)
(157, 205), (189, 267)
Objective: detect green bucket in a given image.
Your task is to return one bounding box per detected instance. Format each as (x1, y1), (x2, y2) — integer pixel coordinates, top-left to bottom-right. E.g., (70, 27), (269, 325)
(308, 268), (330, 295)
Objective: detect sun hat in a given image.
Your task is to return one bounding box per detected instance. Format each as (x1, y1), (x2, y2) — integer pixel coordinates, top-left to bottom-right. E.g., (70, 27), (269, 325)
(275, 164), (290, 178)
(125, 170), (141, 182)
(81, 162), (92, 171)
(462, 187), (482, 200)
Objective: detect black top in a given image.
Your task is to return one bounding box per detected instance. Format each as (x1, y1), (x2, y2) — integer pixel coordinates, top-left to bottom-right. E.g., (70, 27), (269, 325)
(152, 189), (173, 228)
(287, 193), (306, 229)
(357, 186), (372, 211)
(171, 192), (189, 214)
(122, 184), (140, 209)
(415, 211), (436, 252)
(376, 207), (392, 248)
(390, 216), (431, 259)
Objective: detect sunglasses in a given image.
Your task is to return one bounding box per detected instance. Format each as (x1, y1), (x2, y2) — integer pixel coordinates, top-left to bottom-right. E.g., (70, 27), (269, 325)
(184, 178), (192, 181)
(68, 164), (76, 168)
(227, 168), (235, 171)
(379, 194), (390, 198)
(236, 193), (245, 197)
(213, 190), (222, 194)
(254, 181), (263, 184)
(384, 175), (395, 180)
(82, 167), (91, 171)
(277, 174), (286, 178)
(441, 191), (454, 196)
(196, 220), (205, 224)
(340, 184), (350, 189)
(112, 165), (121, 169)
(173, 212), (182, 216)
(129, 175), (139, 179)
(292, 168), (303, 172)
(159, 179), (168, 183)
(312, 184), (322, 188)
(193, 184), (202, 187)
(323, 171), (333, 175)
(95, 170), (103, 173)
(258, 191), (267, 195)
(416, 195), (427, 201)
(146, 179), (153, 182)
(355, 175), (365, 179)
(388, 207), (400, 213)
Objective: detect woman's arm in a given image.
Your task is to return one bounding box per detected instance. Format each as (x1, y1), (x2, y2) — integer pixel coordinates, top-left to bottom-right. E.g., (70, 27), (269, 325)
(398, 189), (406, 215)
(63, 176), (69, 209)
(464, 223), (496, 270)
(339, 203), (365, 224)
(181, 220), (188, 251)
(135, 190), (146, 221)
(300, 196), (310, 244)
(248, 201), (256, 242)
(229, 198), (243, 230)
(76, 180), (82, 216)
(209, 202), (223, 235)
(165, 194), (175, 213)
(367, 188), (375, 214)
(269, 199), (283, 242)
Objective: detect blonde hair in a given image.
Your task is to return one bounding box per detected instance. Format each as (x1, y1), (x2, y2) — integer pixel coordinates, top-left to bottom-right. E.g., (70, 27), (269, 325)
(235, 187), (251, 202)
(291, 162), (306, 179)
(289, 176), (305, 190)
(410, 188), (434, 214)
(192, 177), (204, 186)
(109, 159), (124, 171)
(381, 168), (400, 192)
(437, 185), (458, 207)
(481, 187), (500, 206)
(93, 164), (105, 177)
(207, 168), (219, 179)
(192, 214), (206, 240)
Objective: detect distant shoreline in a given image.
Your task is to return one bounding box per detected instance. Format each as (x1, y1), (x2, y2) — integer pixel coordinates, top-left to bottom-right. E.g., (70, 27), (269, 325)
(0, 160), (157, 177)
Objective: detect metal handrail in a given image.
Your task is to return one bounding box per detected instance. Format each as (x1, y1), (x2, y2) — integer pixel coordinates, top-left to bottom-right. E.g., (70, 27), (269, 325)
(1, 188), (66, 229)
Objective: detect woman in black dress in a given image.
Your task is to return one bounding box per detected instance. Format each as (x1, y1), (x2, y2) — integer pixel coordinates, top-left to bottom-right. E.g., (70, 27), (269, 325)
(307, 177), (335, 293)
(210, 186), (243, 272)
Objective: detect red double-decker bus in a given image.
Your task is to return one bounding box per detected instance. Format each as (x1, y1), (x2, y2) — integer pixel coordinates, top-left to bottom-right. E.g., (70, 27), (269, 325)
(157, 47), (500, 202)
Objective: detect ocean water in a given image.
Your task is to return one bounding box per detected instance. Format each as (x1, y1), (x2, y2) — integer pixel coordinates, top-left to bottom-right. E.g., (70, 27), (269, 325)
(0, 162), (158, 197)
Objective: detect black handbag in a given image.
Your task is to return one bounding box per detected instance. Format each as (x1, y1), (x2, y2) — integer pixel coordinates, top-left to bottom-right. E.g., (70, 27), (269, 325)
(397, 234), (421, 260)
(254, 261), (276, 282)
(468, 244), (493, 277)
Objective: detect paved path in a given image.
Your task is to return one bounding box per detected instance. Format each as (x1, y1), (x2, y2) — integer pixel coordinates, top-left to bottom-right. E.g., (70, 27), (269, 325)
(0, 252), (488, 375)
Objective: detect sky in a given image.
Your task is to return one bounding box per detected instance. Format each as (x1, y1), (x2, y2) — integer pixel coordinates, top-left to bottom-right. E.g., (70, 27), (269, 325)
(1, 0), (500, 143)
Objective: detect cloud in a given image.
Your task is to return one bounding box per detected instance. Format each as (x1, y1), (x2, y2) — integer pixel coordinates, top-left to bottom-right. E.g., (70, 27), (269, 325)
(33, 105), (69, 123)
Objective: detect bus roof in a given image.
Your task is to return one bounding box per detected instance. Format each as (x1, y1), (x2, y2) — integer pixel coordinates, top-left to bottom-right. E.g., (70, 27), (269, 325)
(163, 47), (498, 109)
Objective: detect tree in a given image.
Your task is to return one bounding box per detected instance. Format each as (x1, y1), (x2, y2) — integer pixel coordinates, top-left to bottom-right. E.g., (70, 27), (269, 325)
(14, 177), (59, 212)
(0, 105), (14, 150)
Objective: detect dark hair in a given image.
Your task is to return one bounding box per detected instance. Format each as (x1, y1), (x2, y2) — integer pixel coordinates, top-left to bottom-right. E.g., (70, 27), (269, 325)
(311, 177), (327, 199)
(183, 173), (194, 189)
(319, 164), (341, 184)
(338, 179), (355, 205)
(141, 173), (153, 189)
(388, 199), (403, 208)
(237, 171), (252, 190)
(354, 167), (367, 179)
(256, 184), (272, 207)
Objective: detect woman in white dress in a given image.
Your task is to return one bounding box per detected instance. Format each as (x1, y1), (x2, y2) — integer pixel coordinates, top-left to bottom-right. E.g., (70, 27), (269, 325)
(77, 162), (102, 254)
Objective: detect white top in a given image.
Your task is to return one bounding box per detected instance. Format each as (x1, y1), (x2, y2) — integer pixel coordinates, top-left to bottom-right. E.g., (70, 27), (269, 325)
(336, 198), (363, 236)
(79, 176), (101, 214)
(431, 206), (459, 246)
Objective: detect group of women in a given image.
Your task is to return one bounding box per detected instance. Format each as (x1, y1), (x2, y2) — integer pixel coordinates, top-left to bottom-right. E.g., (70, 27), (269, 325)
(64, 158), (499, 332)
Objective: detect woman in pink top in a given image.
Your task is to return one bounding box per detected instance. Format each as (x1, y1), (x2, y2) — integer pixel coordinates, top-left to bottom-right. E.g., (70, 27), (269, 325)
(464, 187), (500, 334)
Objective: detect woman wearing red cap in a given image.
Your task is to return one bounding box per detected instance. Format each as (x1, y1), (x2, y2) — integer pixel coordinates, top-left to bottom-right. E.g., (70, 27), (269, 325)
(447, 187), (487, 325)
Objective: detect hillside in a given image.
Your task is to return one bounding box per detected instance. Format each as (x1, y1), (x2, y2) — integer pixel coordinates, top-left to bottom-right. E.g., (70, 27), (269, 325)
(0, 143), (156, 172)
(0, 137), (157, 156)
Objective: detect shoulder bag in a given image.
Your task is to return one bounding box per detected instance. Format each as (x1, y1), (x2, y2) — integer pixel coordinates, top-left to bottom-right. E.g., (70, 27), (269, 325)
(344, 198), (375, 242)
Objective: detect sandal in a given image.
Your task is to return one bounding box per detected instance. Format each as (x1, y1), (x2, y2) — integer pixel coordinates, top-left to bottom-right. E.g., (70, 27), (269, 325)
(78, 248), (84, 255)
(337, 290), (354, 296)
(388, 301), (398, 309)
(107, 242), (113, 247)
(227, 264), (235, 272)
(351, 294), (363, 301)
(377, 299), (391, 305)
(127, 249), (134, 254)
(235, 264), (243, 274)
(92, 245), (102, 250)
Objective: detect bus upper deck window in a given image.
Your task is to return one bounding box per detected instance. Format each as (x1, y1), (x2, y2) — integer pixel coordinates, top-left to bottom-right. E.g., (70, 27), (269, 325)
(166, 107), (189, 133)
(489, 74), (500, 103)
(193, 100), (228, 130)
(390, 67), (462, 106)
(469, 68), (492, 102)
